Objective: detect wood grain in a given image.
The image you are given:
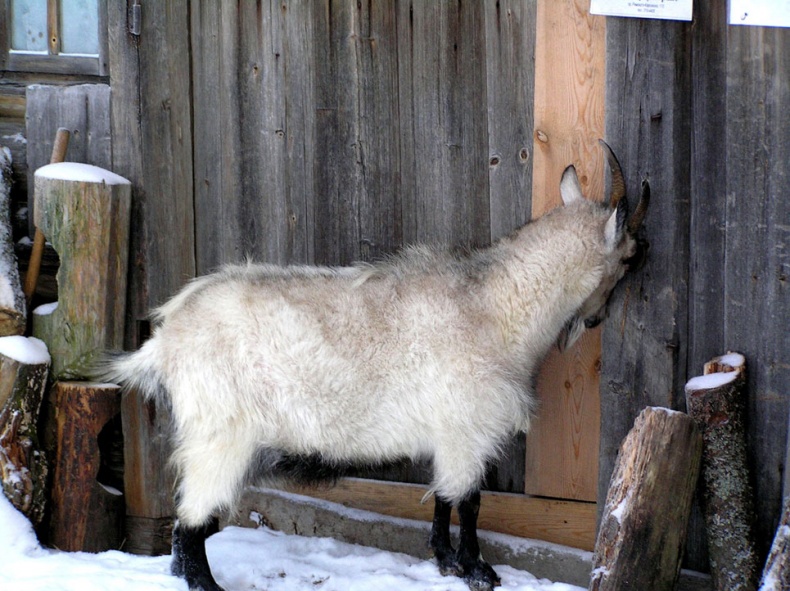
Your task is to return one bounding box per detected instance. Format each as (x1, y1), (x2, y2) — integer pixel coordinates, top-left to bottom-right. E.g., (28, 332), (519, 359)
(525, 0), (605, 502)
(289, 477), (596, 551)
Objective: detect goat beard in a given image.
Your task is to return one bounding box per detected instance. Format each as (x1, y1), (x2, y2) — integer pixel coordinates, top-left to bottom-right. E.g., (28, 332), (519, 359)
(557, 316), (585, 352)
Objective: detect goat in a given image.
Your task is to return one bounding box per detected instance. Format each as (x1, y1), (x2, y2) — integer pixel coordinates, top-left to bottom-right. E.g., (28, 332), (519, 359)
(99, 141), (649, 591)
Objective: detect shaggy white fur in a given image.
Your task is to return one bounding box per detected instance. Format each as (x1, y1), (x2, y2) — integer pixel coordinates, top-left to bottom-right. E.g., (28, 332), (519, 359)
(100, 166), (640, 531)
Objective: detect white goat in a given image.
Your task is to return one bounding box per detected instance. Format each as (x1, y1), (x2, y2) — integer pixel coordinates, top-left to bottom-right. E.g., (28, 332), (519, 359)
(100, 141), (649, 591)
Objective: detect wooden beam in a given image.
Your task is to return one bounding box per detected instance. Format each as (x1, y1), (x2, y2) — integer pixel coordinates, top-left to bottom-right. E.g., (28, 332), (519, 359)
(289, 478), (596, 551)
(526, 0), (606, 502)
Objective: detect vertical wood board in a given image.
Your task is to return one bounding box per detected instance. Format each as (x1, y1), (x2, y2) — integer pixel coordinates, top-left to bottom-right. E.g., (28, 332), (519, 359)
(724, 22), (790, 559)
(108, 0), (194, 547)
(525, 0), (605, 502)
(25, 84), (111, 235)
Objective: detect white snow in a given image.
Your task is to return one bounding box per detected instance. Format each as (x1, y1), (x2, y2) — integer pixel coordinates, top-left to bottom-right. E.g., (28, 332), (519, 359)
(685, 370), (739, 391)
(718, 352), (745, 368)
(0, 336), (50, 365)
(0, 493), (584, 591)
(34, 162), (130, 186)
(33, 301), (58, 316)
(1, 132), (27, 145)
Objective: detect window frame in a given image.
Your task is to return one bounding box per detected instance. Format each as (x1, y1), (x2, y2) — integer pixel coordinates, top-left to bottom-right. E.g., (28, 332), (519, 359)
(0, 0), (108, 76)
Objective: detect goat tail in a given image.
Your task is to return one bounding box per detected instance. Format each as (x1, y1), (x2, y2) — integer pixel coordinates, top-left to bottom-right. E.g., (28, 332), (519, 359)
(93, 340), (165, 404)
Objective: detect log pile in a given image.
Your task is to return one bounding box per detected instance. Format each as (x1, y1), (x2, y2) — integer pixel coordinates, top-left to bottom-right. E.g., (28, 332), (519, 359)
(0, 147), (26, 335)
(589, 406), (702, 591)
(759, 497), (790, 591)
(0, 337), (51, 524)
(685, 353), (760, 591)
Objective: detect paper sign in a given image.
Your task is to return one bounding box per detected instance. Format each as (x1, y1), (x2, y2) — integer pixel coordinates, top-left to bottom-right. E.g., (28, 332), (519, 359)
(729, 0), (790, 27)
(590, 0), (693, 21)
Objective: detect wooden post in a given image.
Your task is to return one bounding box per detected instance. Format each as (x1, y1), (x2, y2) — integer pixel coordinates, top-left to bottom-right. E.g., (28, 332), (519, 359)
(23, 127), (70, 309)
(685, 353), (760, 591)
(759, 497), (790, 591)
(0, 337), (51, 525)
(0, 147), (26, 336)
(48, 381), (124, 551)
(31, 162), (131, 380)
(589, 406), (702, 591)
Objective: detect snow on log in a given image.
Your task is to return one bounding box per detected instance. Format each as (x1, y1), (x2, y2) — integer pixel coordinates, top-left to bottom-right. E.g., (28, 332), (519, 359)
(0, 336), (51, 525)
(589, 406), (702, 591)
(0, 147), (27, 336)
(758, 497), (790, 591)
(48, 381), (124, 552)
(31, 162), (131, 380)
(685, 352), (760, 591)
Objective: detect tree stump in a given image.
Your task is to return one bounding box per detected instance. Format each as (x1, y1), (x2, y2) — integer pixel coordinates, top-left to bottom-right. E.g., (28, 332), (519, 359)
(685, 352), (760, 591)
(589, 406), (702, 591)
(0, 147), (26, 336)
(48, 381), (124, 552)
(31, 162), (131, 380)
(759, 497), (790, 591)
(0, 336), (51, 525)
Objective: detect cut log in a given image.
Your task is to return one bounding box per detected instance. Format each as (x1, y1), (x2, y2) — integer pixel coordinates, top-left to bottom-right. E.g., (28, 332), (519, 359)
(31, 162), (131, 380)
(0, 336), (51, 525)
(48, 381), (124, 552)
(589, 406), (702, 591)
(759, 497), (790, 591)
(685, 352), (760, 591)
(0, 147), (26, 336)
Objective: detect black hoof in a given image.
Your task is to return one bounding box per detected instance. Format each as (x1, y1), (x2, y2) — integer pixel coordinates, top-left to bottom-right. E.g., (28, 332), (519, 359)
(435, 554), (464, 578)
(462, 559), (501, 591)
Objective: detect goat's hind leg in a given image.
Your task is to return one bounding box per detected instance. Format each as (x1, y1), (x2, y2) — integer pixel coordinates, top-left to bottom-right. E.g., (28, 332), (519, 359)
(430, 491), (500, 590)
(172, 518), (224, 591)
(456, 491), (500, 590)
(430, 495), (463, 577)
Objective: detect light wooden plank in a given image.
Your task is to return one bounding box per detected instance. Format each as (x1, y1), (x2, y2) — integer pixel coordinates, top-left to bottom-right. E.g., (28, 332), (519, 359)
(289, 477), (596, 551)
(525, 0), (605, 502)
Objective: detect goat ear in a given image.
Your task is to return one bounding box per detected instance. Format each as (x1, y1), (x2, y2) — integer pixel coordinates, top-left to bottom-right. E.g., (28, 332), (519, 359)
(604, 197), (629, 251)
(560, 165), (584, 205)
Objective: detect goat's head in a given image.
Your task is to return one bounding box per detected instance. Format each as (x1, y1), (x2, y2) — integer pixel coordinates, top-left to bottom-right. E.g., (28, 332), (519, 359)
(557, 140), (650, 351)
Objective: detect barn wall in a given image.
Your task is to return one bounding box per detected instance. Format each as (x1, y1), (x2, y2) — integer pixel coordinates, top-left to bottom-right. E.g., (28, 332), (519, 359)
(188, 0), (537, 493)
(602, 0), (790, 570)
(89, 0), (790, 568)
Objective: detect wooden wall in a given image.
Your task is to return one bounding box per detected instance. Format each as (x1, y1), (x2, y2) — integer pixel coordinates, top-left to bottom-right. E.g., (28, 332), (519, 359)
(85, 0), (789, 571)
(601, 0), (790, 570)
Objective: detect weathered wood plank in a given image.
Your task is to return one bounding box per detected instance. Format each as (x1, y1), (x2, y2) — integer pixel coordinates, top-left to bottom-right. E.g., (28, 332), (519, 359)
(600, 14), (692, 518)
(525, 0), (605, 503)
(724, 23), (790, 562)
(484, 0), (535, 242)
(397, 0), (490, 249)
(107, 0), (193, 553)
(287, 477), (597, 551)
(25, 84), (111, 235)
(685, 0), (729, 570)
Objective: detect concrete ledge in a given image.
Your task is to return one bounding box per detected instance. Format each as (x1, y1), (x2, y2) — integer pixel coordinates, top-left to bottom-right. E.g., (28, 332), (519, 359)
(226, 486), (712, 590)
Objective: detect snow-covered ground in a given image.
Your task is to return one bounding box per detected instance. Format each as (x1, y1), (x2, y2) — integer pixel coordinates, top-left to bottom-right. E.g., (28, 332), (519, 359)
(0, 494), (584, 591)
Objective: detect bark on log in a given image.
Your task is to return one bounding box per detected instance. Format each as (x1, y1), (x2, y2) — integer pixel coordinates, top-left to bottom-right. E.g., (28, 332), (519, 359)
(31, 163), (131, 380)
(0, 147), (27, 336)
(758, 497), (790, 591)
(0, 337), (51, 524)
(589, 406), (702, 591)
(48, 381), (124, 552)
(685, 352), (760, 591)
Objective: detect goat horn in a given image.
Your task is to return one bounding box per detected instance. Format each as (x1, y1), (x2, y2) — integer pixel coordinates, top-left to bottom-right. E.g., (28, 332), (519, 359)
(599, 139), (626, 208)
(628, 177), (651, 233)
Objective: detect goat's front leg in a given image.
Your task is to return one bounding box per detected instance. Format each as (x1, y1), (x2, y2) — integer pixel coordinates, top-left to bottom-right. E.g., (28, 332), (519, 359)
(171, 518), (224, 591)
(429, 492), (500, 590)
(457, 491), (500, 590)
(430, 495), (463, 576)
